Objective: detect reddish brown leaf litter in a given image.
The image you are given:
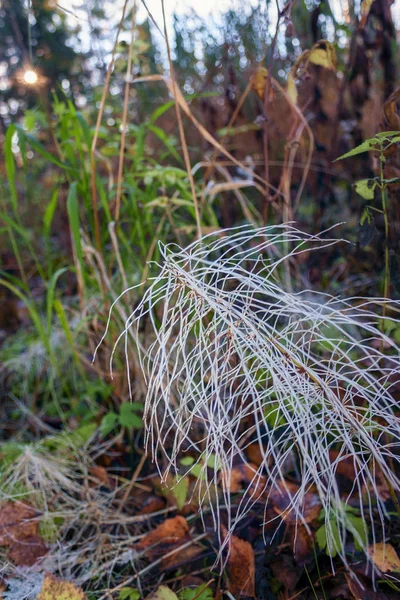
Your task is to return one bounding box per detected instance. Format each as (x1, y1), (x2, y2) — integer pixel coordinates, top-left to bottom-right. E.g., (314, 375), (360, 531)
(269, 480), (321, 524)
(219, 461), (267, 500)
(222, 526), (255, 597)
(0, 501), (48, 566)
(0, 502), (39, 543)
(289, 525), (313, 566)
(138, 515), (190, 550)
(136, 515), (203, 569)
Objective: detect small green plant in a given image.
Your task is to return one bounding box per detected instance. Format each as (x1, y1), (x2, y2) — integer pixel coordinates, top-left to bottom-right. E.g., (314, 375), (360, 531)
(336, 130), (400, 299)
(119, 588), (141, 600)
(316, 503), (369, 558)
(179, 584), (213, 600)
(170, 453), (219, 509)
(100, 402), (143, 437)
(180, 453), (219, 481)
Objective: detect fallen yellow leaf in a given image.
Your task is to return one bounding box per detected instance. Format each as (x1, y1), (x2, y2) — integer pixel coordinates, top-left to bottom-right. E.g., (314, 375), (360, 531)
(368, 543), (400, 573)
(37, 574), (87, 600)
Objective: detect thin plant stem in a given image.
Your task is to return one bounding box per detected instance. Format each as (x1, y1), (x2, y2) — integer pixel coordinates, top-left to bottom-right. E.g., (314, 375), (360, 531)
(160, 0), (202, 239)
(91, 0), (129, 252)
(115, 0), (137, 225)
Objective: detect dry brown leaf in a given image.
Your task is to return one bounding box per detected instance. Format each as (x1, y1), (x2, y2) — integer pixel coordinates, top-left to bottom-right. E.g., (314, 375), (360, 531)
(368, 543), (400, 573)
(245, 444), (265, 467)
(136, 515), (200, 569)
(270, 554), (302, 591)
(270, 481), (321, 524)
(219, 462), (266, 501)
(89, 465), (112, 486)
(137, 496), (166, 515)
(329, 450), (357, 481)
(383, 88), (400, 131)
(344, 574), (386, 600)
(0, 502), (39, 544)
(8, 535), (48, 567)
(290, 525), (313, 565)
(222, 526), (255, 597)
(37, 573), (87, 600)
(0, 501), (48, 566)
(138, 516), (189, 550)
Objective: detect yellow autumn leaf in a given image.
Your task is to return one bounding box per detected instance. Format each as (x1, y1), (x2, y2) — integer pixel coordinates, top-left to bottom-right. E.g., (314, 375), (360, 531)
(308, 41), (337, 70)
(368, 543), (400, 573)
(149, 586), (179, 600)
(251, 67), (268, 101)
(292, 50), (310, 78)
(37, 574), (87, 600)
(286, 73), (298, 105)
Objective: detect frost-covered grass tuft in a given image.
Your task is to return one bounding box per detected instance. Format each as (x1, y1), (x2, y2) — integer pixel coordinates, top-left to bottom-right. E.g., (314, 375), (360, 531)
(100, 224), (400, 568)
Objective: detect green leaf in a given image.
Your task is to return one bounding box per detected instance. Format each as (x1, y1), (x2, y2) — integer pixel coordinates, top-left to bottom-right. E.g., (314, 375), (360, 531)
(346, 514), (368, 551)
(354, 179), (377, 200)
(190, 464), (206, 480)
(129, 402), (144, 411)
(150, 100), (176, 124)
(180, 456), (195, 467)
(375, 131), (400, 138)
(335, 139), (380, 160)
(173, 475), (189, 510)
(0, 442), (24, 467)
(316, 524), (327, 550)
(326, 521), (341, 557)
(4, 125), (18, 211)
(67, 423), (97, 445)
(46, 267), (69, 334)
(316, 521), (341, 557)
(66, 182), (86, 293)
(15, 125), (77, 172)
(119, 588), (141, 600)
(101, 412), (119, 437)
(43, 189), (59, 240)
(179, 585), (213, 600)
(148, 124), (182, 163)
(205, 454), (219, 469)
(118, 403), (143, 429)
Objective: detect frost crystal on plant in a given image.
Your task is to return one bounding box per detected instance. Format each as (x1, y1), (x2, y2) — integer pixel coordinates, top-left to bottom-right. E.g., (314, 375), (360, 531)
(103, 224), (400, 567)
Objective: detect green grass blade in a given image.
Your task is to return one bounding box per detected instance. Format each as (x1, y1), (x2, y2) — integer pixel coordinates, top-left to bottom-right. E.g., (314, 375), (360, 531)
(46, 267), (69, 335)
(4, 125), (18, 211)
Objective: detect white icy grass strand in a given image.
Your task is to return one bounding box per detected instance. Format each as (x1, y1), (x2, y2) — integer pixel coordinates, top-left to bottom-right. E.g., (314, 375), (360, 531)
(101, 225), (400, 567)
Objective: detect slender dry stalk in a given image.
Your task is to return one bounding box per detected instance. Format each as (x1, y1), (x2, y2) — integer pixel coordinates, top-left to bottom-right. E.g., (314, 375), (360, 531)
(115, 0), (137, 225)
(90, 0), (129, 251)
(161, 0), (202, 239)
